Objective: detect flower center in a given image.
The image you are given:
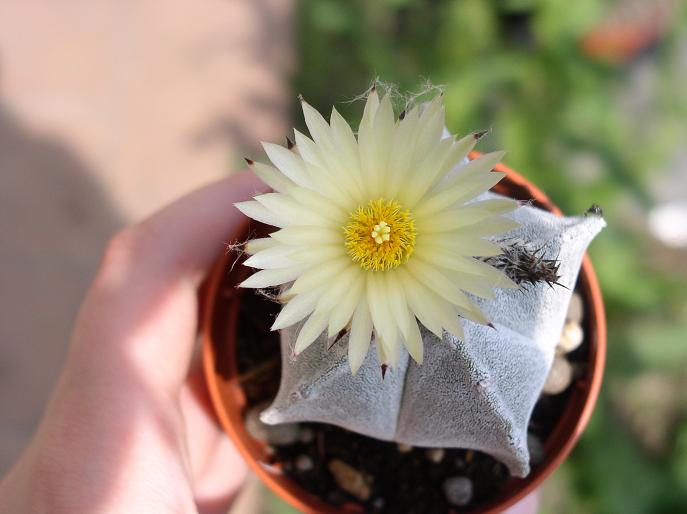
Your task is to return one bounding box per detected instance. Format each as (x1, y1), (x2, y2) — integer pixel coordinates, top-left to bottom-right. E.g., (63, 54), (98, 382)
(344, 198), (416, 271)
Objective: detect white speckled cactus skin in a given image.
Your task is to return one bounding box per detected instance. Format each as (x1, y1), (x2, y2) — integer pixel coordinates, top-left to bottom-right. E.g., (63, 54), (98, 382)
(260, 195), (605, 478)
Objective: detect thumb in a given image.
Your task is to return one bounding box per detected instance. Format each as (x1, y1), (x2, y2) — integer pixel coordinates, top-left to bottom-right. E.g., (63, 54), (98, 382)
(70, 171), (266, 393)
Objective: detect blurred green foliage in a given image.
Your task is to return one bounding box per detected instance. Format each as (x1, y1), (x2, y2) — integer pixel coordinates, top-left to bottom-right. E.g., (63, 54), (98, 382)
(290, 1), (687, 512)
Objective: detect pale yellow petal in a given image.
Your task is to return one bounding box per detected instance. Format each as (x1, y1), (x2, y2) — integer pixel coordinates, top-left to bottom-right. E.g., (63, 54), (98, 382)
(294, 129), (360, 208)
(375, 336), (389, 366)
(244, 244), (298, 269)
(262, 142), (312, 188)
(289, 258), (352, 295)
(294, 311), (329, 354)
(400, 137), (454, 208)
(358, 89), (382, 196)
(366, 272), (398, 350)
(384, 271), (411, 341)
(405, 258), (473, 310)
(271, 225), (343, 246)
(386, 107), (421, 198)
(286, 187), (347, 223)
(244, 237), (279, 255)
(438, 132), (481, 176)
(415, 199), (518, 234)
(371, 94), (394, 187)
(446, 150), (506, 184)
(330, 107), (363, 186)
(327, 275), (364, 337)
(312, 265), (360, 314)
(397, 267), (458, 339)
(301, 99), (335, 150)
(249, 161), (295, 193)
(414, 246), (517, 288)
(239, 265), (306, 289)
(414, 171), (507, 220)
(272, 288), (323, 330)
(419, 234), (505, 257)
(255, 193), (330, 226)
(234, 200), (285, 228)
(406, 131), (482, 205)
(413, 97), (445, 160)
(403, 317), (424, 364)
(288, 244), (347, 265)
(442, 310), (465, 341)
(348, 298), (373, 374)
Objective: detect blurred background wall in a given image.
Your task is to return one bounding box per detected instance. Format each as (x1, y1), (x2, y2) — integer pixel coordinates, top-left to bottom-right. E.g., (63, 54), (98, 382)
(0, 0), (294, 480)
(2, 1), (687, 513)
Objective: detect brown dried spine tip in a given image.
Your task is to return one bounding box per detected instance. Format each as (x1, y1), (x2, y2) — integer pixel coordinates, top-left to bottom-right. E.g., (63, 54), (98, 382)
(399, 110), (406, 121)
(585, 204), (603, 217)
(483, 240), (564, 289)
(473, 129), (490, 140)
(327, 328), (348, 350)
(381, 364), (388, 380)
(244, 157), (254, 166)
(286, 136), (295, 149)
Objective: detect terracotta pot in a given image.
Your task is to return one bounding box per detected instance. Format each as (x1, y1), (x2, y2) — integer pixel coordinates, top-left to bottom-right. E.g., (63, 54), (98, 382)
(202, 155), (607, 513)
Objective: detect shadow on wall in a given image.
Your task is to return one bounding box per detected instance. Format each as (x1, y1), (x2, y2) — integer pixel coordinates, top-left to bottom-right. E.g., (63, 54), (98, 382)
(0, 97), (123, 473)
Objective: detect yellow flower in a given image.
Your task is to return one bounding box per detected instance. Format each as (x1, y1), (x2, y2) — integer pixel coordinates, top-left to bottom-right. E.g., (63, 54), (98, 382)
(236, 89), (518, 373)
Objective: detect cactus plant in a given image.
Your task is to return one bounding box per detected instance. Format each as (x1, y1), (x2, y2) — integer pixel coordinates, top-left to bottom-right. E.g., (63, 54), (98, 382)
(260, 200), (604, 476)
(237, 86), (605, 477)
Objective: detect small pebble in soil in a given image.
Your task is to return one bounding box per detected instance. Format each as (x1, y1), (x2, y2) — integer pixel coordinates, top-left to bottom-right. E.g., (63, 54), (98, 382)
(527, 434), (545, 466)
(299, 427), (315, 444)
(397, 443), (413, 453)
(328, 459), (373, 501)
(566, 292), (584, 323)
(244, 403), (300, 445)
(264, 445), (276, 459)
(543, 356), (573, 395)
(295, 454), (314, 472)
(443, 476), (473, 507)
(426, 448), (445, 463)
(558, 321), (584, 354)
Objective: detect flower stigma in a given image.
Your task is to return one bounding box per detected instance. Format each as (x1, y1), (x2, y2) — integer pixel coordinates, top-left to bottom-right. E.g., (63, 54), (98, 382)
(344, 198), (416, 271)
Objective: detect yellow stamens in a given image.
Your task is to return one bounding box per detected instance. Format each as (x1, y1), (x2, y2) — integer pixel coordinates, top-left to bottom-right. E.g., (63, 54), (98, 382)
(344, 198), (416, 271)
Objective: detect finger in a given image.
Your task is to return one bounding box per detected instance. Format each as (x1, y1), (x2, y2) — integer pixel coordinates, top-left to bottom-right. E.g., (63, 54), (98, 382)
(503, 489), (539, 514)
(71, 171), (266, 392)
(194, 437), (247, 514)
(179, 370), (247, 513)
(98, 170), (266, 291)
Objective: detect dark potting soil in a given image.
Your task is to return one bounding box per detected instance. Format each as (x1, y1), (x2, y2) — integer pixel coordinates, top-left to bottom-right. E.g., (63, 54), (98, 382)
(218, 275), (588, 513)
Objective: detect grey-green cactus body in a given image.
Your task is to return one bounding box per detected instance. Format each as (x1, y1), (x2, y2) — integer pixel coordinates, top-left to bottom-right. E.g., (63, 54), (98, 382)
(260, 194), (605, 478)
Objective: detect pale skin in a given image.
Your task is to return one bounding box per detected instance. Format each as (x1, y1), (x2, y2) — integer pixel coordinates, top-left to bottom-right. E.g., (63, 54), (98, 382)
(0, 172), (265, 514)
(0, 172), (537, 514)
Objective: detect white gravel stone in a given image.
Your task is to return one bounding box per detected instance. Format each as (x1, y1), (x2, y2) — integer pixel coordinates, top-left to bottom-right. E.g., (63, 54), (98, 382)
(527, 434), (545, 466)
(566, 292), (584, 323)
(543, 356), (573, 395)
(299, 427), (315, 444)
(443, 476), (473, 507)
(295, 454), (314, 472)
(397, 443), (413, 453)
(328, 459), (372, 501)
(558, 321), (584, 354)
(426, 448), (445, 463)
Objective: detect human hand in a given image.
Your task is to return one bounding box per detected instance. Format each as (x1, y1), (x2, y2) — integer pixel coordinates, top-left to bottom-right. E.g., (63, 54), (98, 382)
(0, 172), (266, 514)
